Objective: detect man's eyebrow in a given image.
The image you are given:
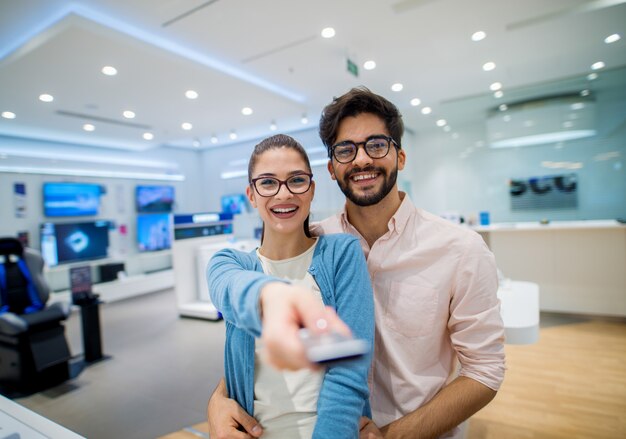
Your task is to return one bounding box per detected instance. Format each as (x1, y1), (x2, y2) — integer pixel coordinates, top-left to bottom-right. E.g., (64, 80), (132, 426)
(335, 134), (389, 143)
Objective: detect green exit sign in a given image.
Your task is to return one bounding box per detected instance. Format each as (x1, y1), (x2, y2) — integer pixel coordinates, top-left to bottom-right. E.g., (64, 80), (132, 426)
(347, 59), (359, 77)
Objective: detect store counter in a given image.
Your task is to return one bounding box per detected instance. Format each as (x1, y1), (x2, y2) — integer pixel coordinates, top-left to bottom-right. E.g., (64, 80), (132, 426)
(1, 394), (86, 438)
(475, 220), (626, 316)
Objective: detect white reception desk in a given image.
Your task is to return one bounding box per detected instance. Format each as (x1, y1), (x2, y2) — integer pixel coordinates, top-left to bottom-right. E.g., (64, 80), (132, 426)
(474, 220), (626, 317)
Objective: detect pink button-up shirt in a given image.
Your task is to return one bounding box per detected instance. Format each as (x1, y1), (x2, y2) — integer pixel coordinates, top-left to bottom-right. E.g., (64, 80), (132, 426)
(314, 194), (505, 436)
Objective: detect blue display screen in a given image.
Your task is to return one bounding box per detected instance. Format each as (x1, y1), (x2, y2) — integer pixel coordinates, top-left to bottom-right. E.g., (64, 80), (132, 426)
(40, 221), (110, 266)
(43, 183), (102, 217)
(221, 194), (248, 215)
(136, 185), (175, 213)
(137, 213), (172, 252)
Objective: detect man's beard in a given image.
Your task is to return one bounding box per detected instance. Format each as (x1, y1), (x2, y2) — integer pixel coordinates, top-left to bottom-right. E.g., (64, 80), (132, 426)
(336, 165), (398, 207)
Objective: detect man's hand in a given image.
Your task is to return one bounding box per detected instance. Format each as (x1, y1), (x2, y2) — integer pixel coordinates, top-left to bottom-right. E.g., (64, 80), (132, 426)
(207, 378), (263, 439)
(259, 282), (352, 370)
(360, 416), (384, 438)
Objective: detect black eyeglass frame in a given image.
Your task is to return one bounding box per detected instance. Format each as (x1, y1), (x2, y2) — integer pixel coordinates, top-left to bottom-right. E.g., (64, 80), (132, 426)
(250, 173), (314, 197)
(330, 135), (400, 164)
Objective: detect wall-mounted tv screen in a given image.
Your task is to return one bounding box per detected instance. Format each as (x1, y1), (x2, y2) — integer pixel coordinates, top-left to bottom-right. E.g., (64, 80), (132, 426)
(43, 182), (102, 217)
(136, 185), (175, 213)
(137, 213), (172, 252)
(40, 221), (110, 267)
(221, 194), (249, 215)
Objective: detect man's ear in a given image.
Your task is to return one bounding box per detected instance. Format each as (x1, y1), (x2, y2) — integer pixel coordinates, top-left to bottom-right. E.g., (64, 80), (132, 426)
(397, 148), (406, 171)
(246, 185), (257, 208)
(327, 160), (337, 181)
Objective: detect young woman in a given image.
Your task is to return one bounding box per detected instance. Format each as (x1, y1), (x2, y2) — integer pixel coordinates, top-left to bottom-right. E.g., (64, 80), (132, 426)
(207, 134), (374, 439)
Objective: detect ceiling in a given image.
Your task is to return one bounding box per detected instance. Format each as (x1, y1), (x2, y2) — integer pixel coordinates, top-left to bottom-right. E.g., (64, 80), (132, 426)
(0, 0), (625, 152)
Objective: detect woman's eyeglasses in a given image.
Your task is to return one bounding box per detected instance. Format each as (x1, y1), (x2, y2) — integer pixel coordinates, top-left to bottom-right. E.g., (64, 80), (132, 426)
(250, 173), (313, 197)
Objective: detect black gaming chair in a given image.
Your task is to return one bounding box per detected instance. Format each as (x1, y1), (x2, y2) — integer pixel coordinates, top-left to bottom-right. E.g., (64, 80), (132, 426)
(0, 237), (72, 394)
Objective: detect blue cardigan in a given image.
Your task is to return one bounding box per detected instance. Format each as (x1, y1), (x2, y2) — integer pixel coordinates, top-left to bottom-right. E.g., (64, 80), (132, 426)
(207, 234), (374, 439)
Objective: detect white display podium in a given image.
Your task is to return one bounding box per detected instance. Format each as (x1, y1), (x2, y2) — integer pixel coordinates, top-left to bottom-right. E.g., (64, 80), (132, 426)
(171, 234), (258, 320)
(497, 280), (540, 344)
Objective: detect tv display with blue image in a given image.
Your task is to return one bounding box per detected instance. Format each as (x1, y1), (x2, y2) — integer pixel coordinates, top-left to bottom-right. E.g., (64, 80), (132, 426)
(137, 213), (172, 252)
(221, 194), (249, 215)
(43, 182), (102, 217)
(40, 220), (110, 266)
(136, 185), (175, 213)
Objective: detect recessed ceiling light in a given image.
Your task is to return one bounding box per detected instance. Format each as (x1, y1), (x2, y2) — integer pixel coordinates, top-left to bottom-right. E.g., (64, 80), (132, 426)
(391, 83), (403, 92)
(494, 90), (504, 98)
(229, 131), (237, 140)
(123, 110), (135, 119)
(410, 98), (421, 106)
(192, 138), (201, 148)
(185, 90), (198, 99)
(591, 61), (605, 70)
(490, 82), (502, 91)
(499, 104), (508, 111)
(436, 119), (447, 127)
(363, 60), (376, 70)
(182, 122), (193, 130)
(101, 66), (117, 76)
(39, 94), (54, 102)
(570, 102), (585, 110)
(142, 132), (154, 140)
(321, 27), (335, 38)
(482, 62), (496, 71)
(211, 135), (218, 144)
(241, 107), (253, 116)
(421, 106), (432, 115)
(83, 123), (95, 132)
(270, 121), (277, 131)
(301, 114), (309, 124)
(587, 72), (598, 81)
(605, 33), (621, 44)
(443, 125), (451, 132)
(2, 111), (16, 119)
(472, 31), (486, 41)
(580, 89), (590, 97)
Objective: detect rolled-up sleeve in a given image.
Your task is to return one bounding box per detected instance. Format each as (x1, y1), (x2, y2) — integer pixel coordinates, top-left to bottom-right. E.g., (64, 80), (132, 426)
(448, 233), (506, 391)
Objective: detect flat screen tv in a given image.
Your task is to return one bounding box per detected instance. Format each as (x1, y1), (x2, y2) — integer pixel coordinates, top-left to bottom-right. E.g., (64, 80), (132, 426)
(221, 193), (249, 215)
(40, 220), (110, 266)
(43, 182), (102, 217)
(137, 213), (172, 252)
(136, 185), (175, 213)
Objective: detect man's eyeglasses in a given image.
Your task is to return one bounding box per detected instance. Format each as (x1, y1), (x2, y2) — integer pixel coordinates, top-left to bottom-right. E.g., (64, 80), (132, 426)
(330, 135), (399, 164)
(250, 173), (313, 197)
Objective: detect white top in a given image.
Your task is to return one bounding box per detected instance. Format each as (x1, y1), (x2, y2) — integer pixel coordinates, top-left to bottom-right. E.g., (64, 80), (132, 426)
(254, 240), (324, 439)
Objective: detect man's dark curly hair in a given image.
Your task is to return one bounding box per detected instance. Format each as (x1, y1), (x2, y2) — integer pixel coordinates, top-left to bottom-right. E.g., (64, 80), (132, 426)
(318, 86), (404, 157)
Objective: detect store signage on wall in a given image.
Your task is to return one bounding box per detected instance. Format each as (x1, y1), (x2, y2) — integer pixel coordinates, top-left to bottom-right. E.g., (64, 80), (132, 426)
(347, 58), (359, 77)
(13, 182), (27, 218)
(509, 174), (577, 210)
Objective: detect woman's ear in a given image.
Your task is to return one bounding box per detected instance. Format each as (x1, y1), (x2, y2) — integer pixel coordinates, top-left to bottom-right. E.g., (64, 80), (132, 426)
(246, 185), (257, 208)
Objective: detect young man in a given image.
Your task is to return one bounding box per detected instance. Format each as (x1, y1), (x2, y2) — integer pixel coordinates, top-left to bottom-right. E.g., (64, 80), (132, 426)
(207, 87), (505, 439)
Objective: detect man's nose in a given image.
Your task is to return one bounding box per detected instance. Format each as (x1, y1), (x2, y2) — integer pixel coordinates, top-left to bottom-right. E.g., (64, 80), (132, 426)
(353, 144), (372, 168)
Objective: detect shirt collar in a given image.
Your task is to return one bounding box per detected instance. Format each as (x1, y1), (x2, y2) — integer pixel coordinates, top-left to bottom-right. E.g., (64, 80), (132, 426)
(339, 191), (415, 236)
